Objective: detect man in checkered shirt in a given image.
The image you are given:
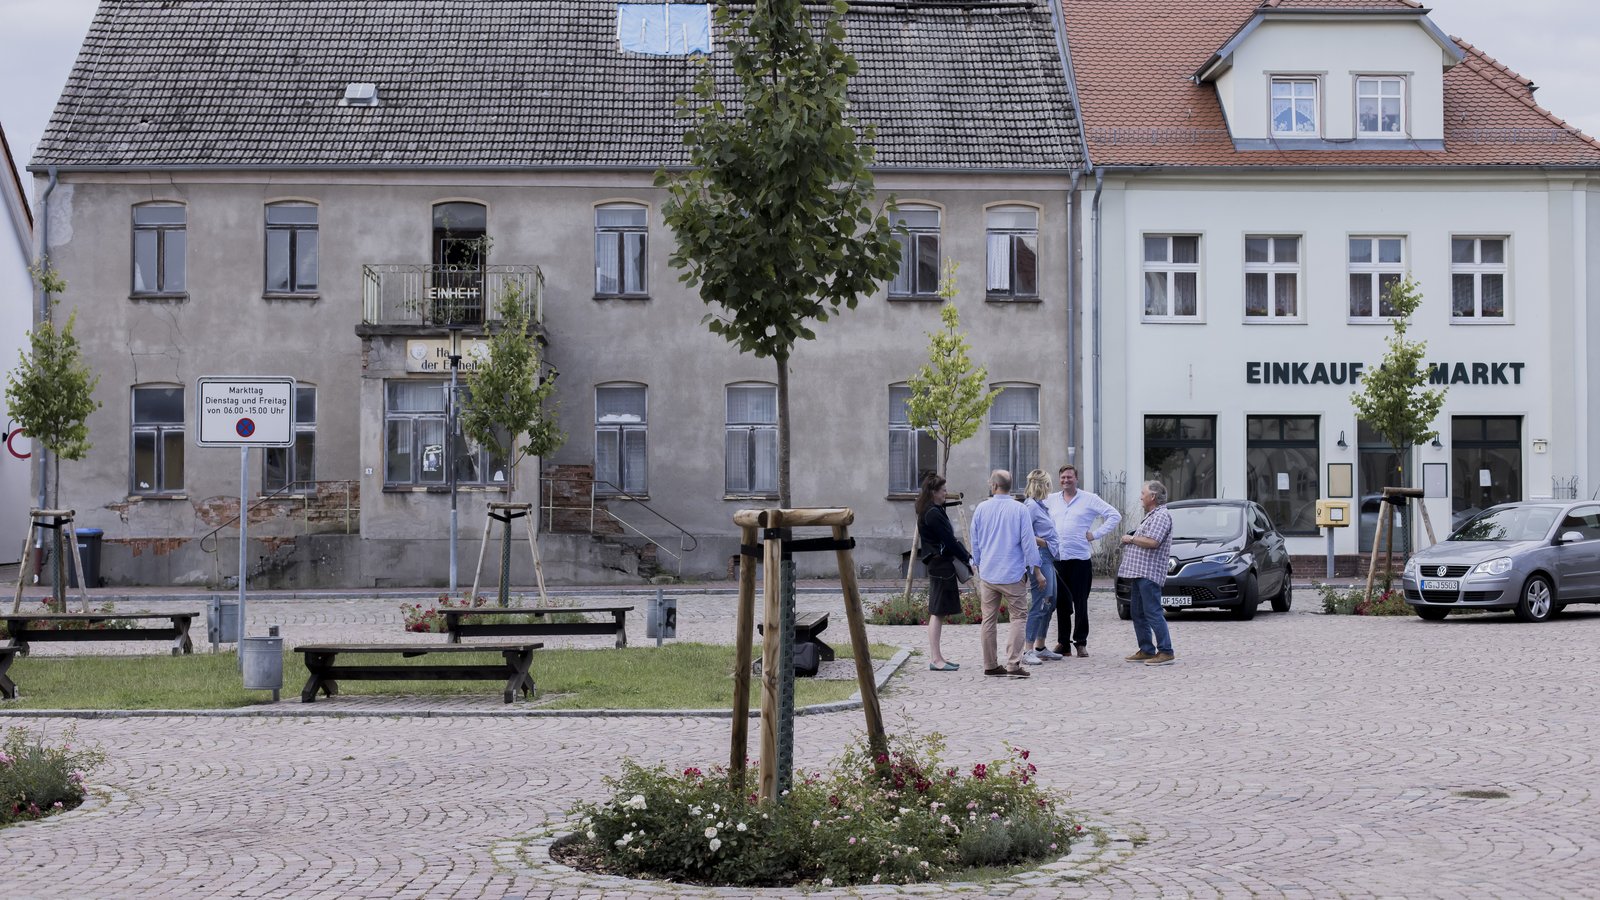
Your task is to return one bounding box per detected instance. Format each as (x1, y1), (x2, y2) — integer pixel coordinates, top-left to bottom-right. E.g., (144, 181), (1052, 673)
(1118, 480), (1176, 666)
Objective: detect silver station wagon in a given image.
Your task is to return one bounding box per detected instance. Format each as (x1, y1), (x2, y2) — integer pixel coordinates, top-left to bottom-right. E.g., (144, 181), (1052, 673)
(1403, 501), (1600, 622)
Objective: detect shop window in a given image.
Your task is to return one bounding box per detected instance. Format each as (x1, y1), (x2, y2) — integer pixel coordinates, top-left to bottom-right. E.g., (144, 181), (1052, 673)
(265, 202), (319, 294)
(131, 385), (184, 494)
(1451, 416), (1521, 527)
(132, 203), (187, 296)
(1246, 415), (1319, 535)
(1144, 416), (1216, 502)
(384, 380), (508, 487)
(263, 385), (317, 494)
(889, 385), (937, 495)
(1451, 237), (1507, 320)
(595, 384), (648, 495)
(985, 206), (1039, 299)
(1357, 420), (1411, 553)
(1348, 236), (1405, 319)
(988, 385), (1039, 481)
(726, 383), (777, 497)
(595, 204), (649, 297)
(1142, 234), (1200, 319)
(1243, 235), (1300, 320)
(889, 205), (941, 298)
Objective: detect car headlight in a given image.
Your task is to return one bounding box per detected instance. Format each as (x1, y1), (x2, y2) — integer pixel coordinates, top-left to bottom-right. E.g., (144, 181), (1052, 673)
(1202, 552), (1238, 564)
(1403, 558), (1418, 580)
(1472, 557), (1513, 576)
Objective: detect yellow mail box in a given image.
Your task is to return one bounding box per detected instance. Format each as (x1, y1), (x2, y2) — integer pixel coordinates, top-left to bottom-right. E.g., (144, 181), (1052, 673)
(1315, 499), (1351, 527)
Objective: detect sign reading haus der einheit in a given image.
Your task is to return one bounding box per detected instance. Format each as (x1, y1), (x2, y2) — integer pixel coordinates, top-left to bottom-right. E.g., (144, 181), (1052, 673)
(196, 376), (296, 447)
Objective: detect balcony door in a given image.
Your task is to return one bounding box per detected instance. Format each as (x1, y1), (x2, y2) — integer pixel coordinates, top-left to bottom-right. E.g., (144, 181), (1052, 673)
(431, 202), (487, 324)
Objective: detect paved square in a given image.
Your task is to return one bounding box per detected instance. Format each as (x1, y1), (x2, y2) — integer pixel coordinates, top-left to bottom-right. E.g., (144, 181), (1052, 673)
(2, 593), (1597, 898)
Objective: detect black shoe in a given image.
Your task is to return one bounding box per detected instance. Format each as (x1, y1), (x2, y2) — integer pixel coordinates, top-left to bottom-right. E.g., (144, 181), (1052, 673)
(984, 666), (1009, 677)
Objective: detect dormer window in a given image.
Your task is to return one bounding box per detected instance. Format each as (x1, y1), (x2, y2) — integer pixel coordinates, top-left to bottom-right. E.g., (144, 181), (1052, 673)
(1270, 78), (1318, 137)
(1356, 77), (1405, 136)
(618, 4), (711, 55)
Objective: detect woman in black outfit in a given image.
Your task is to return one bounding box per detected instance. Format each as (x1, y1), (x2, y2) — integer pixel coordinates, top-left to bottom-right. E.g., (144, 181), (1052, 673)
(916, 474), (971, 672)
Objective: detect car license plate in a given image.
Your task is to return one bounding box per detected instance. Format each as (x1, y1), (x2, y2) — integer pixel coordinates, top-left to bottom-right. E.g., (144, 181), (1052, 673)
(1420, 579), (1460, 592)
(1160, 596), (1191, 608)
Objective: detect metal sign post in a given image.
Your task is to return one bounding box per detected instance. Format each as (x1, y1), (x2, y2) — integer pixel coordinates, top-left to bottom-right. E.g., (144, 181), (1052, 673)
(196, 377), (296, 670)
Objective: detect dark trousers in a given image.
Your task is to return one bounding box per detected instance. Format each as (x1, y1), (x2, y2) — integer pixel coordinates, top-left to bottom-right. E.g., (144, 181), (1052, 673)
(1053, 557), (1093, 647)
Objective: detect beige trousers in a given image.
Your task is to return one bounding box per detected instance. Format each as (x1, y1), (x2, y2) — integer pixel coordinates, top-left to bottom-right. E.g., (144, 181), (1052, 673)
(978, 577), (1029, 670)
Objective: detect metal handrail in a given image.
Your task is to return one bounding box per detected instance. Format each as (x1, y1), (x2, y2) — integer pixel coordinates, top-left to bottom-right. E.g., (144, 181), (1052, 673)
(540, 474), (698, 575)
(198, 481), (358, 585)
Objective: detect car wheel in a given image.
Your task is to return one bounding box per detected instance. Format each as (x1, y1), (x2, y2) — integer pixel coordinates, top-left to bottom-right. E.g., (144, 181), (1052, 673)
(1231, 573), (1259, 620)
(1513, 575), (1555, 623)
(1415, 606), (1450, 621)
(1116, 600), (1131, 621)
(1270, 572), (1293, 612)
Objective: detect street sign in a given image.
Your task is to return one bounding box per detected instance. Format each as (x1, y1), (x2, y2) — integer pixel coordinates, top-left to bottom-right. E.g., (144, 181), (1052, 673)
(196, 377), (296, 447)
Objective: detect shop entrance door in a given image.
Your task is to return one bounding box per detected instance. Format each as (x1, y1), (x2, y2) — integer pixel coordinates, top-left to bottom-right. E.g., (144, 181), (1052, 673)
(1357, 421), (1412, 553)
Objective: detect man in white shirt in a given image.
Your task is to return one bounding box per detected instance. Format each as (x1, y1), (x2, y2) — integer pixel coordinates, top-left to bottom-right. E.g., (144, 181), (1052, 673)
(1043, 464), (1122, 657)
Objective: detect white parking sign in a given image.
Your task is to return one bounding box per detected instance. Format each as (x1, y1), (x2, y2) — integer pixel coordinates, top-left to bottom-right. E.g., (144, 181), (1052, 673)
(196, 377), (296, 447)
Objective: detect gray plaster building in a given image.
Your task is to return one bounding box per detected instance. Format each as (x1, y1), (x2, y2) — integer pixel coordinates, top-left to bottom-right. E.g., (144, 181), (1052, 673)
(27, 0), (1086, 586)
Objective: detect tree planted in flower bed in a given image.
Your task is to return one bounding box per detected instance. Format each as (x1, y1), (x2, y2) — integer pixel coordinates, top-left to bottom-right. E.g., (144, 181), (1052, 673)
(561, 732), (1076, 887)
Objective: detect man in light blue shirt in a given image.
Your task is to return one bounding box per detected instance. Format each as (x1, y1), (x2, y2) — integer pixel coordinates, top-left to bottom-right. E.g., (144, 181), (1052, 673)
(970, 469), (1046, 677)
(1044, 464), (1122, 656)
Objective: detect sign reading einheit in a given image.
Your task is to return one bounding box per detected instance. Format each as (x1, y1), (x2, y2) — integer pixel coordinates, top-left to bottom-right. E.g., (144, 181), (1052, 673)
(196, 376), (296, 447)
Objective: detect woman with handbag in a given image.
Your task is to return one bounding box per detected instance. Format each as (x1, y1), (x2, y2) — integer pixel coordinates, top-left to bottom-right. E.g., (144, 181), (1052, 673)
(916, 474), (971, 672)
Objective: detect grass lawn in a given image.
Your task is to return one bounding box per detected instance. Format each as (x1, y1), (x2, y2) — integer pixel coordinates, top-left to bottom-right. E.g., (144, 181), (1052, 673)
(0, 642), (901, 711)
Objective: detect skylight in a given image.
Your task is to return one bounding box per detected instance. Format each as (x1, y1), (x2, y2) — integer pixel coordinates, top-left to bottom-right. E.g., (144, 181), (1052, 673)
(340, 83), (380, 107)
(618, 3), (711, 56)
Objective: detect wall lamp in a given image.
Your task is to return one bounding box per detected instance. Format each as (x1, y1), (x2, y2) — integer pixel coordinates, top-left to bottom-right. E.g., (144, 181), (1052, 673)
(1336, 430), (1347, 448)
(1431, 437), (1443, 448)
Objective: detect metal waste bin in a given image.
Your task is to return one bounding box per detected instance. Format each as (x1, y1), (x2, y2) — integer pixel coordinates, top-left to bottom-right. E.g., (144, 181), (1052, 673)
(208, 597), (240, 645)
(242, 626), (283, 701)
(61, 528), (104, 588)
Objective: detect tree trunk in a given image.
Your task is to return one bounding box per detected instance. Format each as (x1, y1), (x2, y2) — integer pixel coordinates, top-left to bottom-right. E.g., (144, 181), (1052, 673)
(775, 354), (791, 509)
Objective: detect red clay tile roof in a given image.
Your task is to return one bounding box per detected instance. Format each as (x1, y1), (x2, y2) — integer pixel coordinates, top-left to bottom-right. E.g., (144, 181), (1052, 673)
(1062, 0), (1600, 167)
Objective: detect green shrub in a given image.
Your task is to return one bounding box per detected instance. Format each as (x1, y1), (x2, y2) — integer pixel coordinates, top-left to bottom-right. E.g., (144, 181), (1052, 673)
(401, 593), (587, 633)
(567, 732), (1076, 887)
(867, 589), (1010, 627)
(1317, 583), (1412, 616)
(1, 725), (106, 826)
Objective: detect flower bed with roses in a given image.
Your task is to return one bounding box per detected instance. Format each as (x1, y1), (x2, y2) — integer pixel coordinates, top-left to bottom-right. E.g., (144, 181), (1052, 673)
(560, 732), (1076, 887)
(401, 593), (587, 633)
(1, 725), (106, 827)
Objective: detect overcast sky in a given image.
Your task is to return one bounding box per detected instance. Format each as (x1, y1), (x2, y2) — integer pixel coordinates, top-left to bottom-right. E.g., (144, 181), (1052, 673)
(3, 0), (1598, 198)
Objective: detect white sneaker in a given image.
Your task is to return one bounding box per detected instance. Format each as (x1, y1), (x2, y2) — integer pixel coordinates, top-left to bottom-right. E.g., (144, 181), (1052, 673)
(1020, 651), (1043, 666)
(1035, 648), (1064, 660)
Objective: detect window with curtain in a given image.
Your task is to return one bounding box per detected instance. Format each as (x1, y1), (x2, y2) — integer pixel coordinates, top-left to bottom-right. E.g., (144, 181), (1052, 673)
(725, 384), (778, 496)
(1142, 234), (1201, 319)
(132, 203), (186, 295)
(131, 386), (184, 494)
(595, 384), (648, 494)
(985, 206), (1039, 299)
(1450, 236), (1508, 320)
(1348, 236), (1405, 319)
(888, 205), (941, 298)
(1243, 235), (1300, 320)
(889, 385), (938, 495)
(595, 204), (649, 297)
(264, 202), (319, 294)
(1356, 76), (1405, 135)
(988, 385), (1039, 481)
(263, 385), (317, 494)
(1271, 78), (1318, 135)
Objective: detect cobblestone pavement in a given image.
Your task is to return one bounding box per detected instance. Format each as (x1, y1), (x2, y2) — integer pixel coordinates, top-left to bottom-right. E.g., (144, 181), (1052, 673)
(4, 590), (1600, 898)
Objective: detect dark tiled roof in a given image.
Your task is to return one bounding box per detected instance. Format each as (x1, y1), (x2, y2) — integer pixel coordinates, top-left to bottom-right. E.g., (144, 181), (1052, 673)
(32, 0), (1082, 172)
(1062, 0), (1600, 168)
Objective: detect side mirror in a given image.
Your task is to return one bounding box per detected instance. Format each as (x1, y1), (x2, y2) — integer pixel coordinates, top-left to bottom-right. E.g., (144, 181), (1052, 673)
(1557, 531), (1585, 545)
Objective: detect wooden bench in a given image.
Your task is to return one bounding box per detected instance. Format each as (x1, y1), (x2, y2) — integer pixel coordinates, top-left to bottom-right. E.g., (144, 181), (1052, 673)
(442, 606), (632, 648)
(295, 642), (541, 704)
(757, 611), (835, 661)
(0, 644), (19, 700)
(1, 612), (197, 657)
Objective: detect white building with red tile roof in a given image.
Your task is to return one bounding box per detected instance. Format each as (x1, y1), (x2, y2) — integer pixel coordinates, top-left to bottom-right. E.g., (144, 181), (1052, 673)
(1062, 0), (1600, 563)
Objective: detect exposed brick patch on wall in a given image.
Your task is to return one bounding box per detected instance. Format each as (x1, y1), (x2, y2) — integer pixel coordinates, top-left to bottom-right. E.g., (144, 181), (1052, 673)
(115, 537), (187, 557)
(541, 464), (620, 534)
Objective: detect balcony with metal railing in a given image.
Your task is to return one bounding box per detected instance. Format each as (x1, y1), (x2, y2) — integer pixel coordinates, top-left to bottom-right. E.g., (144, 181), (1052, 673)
(360, 264), (544, 329)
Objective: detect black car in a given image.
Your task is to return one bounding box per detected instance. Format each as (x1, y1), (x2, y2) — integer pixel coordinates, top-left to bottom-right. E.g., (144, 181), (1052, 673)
(1116, 499), (1293, 620)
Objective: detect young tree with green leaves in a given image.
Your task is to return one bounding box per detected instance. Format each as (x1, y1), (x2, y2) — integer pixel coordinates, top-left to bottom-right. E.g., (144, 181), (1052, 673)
(5, 265), (101, 510)
(461, 280), (564, 603)
(1350, 275), (1446, 480)
(905, 261), (1000, 478)
(657, 0), (900, 509)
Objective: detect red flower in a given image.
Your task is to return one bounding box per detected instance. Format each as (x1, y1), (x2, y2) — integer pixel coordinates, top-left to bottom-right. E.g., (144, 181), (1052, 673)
(972, 763), (988, 780)
(683, 767), (703, 778)
(1019, 749), (1030, 760)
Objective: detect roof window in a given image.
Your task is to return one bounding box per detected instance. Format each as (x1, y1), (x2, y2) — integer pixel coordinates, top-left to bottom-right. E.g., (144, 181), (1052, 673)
(618, 4), (711, 56)
(339, 83), (380, 107)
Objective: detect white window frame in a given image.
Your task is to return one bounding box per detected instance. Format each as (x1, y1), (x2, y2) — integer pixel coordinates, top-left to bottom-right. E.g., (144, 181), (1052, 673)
(1270, 77), (1320, 137)
(985, 205), (1040, 300)
(1450, 236), (1510, 322)
(1141, 234), (1203, 321)
(889, 204), (942, 298)
(595, 383), (648, 495)
(263, 385), (317, 494)
(1347, 235), (1407, 322)
(1243, 234), (1303, 323)
(1355, 75), (1406, 137)
(888, 385), (937, 496)
(988, 384), (1040, 483)
(725, 383), (778, 498)
(594, 203), (649, 298)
